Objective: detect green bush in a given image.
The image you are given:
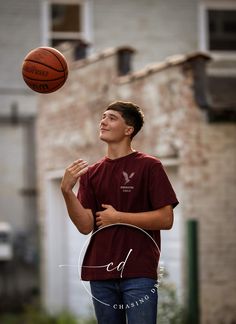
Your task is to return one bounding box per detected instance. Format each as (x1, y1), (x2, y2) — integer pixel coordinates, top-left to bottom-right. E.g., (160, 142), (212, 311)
(157, 269), (187, 324)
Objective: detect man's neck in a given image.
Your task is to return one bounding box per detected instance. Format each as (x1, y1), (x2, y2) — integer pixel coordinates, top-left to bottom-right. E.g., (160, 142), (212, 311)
(106, 143), (135, 160)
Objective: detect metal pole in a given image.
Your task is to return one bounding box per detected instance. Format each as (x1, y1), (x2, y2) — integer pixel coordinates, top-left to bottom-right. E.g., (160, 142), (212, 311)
(187, 219), (200, 324)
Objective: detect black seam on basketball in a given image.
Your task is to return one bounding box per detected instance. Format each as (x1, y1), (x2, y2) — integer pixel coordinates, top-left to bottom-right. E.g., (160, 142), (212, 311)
(40, 48), (67, 81)
(23, 74), (65, 82)
(35, 80), (65, 93)
(40, 48), (65, 69)
(24, 59), (64, 73)
(48, 80), (65, 92)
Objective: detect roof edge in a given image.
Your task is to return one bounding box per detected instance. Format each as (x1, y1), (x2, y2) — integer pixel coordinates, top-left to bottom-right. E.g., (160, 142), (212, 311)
(70, 45), (137, 70)
(118, 52), (211, 83)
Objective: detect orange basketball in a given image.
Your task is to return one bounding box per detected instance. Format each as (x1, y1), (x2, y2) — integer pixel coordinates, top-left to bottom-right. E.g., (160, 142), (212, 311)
(22, 47), (68, 94)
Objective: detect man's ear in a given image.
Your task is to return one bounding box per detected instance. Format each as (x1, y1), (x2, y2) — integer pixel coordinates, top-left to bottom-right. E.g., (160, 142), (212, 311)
(125, 126), (134, 136)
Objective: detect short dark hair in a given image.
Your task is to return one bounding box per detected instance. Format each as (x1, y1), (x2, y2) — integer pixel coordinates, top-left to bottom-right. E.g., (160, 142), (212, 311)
(106, 101), (144, 138)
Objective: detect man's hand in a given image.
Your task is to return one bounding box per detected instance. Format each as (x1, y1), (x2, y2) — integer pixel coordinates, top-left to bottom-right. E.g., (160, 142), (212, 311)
(96, 204), (174, 231)
(96, 204), (120, 228)
(61, 159), (88, 194)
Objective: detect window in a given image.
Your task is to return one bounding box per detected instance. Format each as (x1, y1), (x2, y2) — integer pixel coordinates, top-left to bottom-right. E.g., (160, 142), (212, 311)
(51, 3), (81, 46)
(42, 0), (92, 47)
(208, 10), (236, 51)
(199, 2), (236, 53)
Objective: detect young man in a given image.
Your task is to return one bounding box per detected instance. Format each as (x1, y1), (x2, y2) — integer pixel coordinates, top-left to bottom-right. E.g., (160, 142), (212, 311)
(61, 101), (179, 324)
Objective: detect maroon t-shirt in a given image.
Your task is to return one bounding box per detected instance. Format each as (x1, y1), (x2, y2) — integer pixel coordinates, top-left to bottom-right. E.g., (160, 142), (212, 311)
(77, 152), (179, 280)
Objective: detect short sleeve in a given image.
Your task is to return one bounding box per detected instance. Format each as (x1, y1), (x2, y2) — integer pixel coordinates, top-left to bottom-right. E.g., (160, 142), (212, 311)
(77, 172), (97, 215)
(148, 161), (179, 210)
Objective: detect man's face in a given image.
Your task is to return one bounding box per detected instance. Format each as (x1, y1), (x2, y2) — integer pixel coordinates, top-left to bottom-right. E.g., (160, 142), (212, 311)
(99, 110), (133, 143)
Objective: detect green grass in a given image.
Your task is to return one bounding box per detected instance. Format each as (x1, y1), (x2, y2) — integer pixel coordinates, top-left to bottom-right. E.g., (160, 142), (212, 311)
(0, 305), (96, 324)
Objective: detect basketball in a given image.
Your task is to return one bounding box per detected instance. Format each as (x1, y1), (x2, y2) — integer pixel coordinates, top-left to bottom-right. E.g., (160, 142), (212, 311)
(22, 47), (68, 94)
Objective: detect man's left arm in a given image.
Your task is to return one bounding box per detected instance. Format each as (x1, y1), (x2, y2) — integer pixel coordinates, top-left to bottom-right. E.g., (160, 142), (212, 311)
(95, 204), (173, 230)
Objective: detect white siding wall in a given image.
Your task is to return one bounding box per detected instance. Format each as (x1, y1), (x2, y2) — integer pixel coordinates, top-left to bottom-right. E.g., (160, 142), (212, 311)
(0, 0), (41, 89)
(0, 0), (40, 237)
(43, 176), (93, 316)
(160, 164), (183, 299)
(67, 216), (94, 317)
(0, 125), (25, 231)
(93, 0), (199, 70)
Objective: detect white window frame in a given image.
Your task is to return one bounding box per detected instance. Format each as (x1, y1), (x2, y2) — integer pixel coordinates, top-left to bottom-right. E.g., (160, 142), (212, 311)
(41, 0), (93, 47)
(198, 1), (236, 59)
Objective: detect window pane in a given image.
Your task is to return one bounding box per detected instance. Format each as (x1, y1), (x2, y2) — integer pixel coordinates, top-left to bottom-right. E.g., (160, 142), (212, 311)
(0, 232), (9, 243)
(52, 38), (79, 47)
(224, 21), (236, 33)
(208, 10), (236, 51)
(51, 4), (81, 32)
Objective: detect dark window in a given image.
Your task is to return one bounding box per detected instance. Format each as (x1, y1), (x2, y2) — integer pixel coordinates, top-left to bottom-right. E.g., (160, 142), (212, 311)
(50, 4), (81, 46)
(0, 232), (9, 243)
(208, 10), (236, 51)
(51, 4), (81, 32)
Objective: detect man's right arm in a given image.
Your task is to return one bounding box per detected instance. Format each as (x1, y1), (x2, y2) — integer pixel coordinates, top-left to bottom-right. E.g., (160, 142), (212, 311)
(61, 159), (94, 234)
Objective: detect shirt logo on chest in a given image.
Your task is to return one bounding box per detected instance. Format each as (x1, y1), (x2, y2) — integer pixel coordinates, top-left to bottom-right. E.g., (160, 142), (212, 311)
(122, 171), (135, 185)
(121, 171), (135, 192)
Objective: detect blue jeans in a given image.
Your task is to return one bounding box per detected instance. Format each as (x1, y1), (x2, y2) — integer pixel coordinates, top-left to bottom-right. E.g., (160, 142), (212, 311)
(90, 278), (158, 324)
